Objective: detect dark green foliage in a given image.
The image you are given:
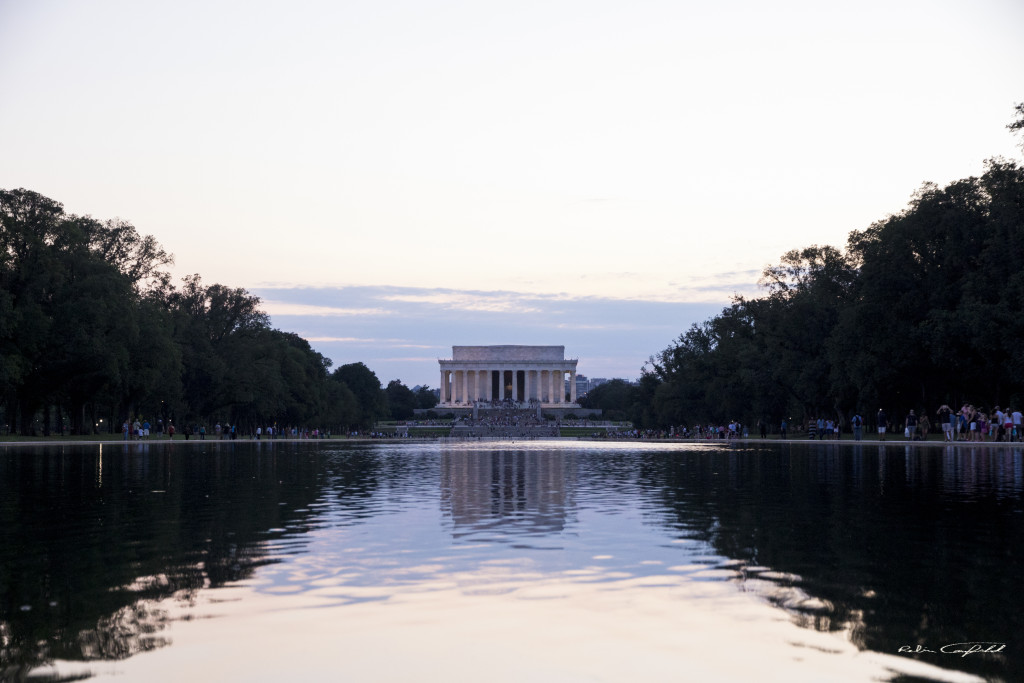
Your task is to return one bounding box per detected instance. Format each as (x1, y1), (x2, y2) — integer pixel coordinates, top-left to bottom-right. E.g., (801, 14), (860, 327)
(0, 189), (366, 434)
(332, 363), (388, 430)
(580, 379), (639, 422)
(644, 157), (1024, 430)
(385, 380), (418, 420)
(415, 385), (438, 410)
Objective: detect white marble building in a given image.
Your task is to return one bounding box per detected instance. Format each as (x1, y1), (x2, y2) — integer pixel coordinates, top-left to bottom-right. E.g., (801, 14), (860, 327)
(438, 345), (579, 407)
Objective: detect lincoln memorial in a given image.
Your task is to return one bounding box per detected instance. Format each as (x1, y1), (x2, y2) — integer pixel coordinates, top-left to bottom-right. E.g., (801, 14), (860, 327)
(438, 345), (579, 407)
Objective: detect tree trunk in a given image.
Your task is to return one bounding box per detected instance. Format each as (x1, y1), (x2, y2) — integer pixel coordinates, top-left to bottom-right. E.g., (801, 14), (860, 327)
(18, 398), (35, 436)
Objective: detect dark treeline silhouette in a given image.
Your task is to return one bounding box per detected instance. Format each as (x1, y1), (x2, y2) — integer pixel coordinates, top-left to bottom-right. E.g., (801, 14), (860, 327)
(0, 189), (431, 435)
(586, 111), (1024, 432)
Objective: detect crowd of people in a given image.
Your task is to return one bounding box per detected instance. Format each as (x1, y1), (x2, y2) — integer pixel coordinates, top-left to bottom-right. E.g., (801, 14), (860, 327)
(117, 402), (1024, 444)
(910, 404), (1022, 442)
(677, 403), (1024, 443)
(120, 419), (331, 441)
(452, 405), (557, 438)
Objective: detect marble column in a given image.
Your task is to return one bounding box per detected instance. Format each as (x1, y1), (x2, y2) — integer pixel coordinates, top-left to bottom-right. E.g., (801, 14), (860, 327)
(512, 369), (519, 403)
(570, 370), (577, 404)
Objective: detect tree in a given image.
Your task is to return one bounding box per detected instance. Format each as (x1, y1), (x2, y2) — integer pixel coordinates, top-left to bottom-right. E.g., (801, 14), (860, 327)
(641, 154), (1024, 430)
(580, 379), (636, 421)
(415, 385), (438, 410)
(385, 380), (417, 420)
(167, 274), (272, 422)
(324, 378), (359, 432)
(1008, 101), (1024, 151)
(0, 189), (67, 430)
(332, 363), (387, 429)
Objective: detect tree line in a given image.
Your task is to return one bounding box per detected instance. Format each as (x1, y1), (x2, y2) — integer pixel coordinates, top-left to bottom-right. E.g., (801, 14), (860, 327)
(0, 189), (435, 436)
(6, 110), (1022, 436)
(583, 155), (1024, 431)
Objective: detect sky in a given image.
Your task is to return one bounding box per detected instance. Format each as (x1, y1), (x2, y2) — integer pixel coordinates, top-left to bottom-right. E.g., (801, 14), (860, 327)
(2, 0), (1023, 387)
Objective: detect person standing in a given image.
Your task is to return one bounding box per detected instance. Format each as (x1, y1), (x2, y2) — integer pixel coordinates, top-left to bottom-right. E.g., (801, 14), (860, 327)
(937, 404), (953, 442)
(967, 405), (978, 442)
(877, 409), (887, 441)
(780, 419), (788, 439)
(852, 412), (863, 441)
(905, 410), (918, 441)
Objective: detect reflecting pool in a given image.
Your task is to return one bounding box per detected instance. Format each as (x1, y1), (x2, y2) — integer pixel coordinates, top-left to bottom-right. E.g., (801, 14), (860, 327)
(1, 440), (1020, 681)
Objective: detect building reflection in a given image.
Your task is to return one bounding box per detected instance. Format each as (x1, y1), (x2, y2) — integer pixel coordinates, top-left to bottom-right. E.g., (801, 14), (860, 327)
(440, 448), (576, 539)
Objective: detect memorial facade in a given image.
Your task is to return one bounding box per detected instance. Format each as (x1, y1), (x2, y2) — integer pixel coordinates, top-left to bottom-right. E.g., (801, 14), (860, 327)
(438, 345), (579, 407)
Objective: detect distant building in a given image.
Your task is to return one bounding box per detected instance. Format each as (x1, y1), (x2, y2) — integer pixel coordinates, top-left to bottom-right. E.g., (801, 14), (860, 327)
(574, 374), (591, 399)
(438, 345), (579, 406)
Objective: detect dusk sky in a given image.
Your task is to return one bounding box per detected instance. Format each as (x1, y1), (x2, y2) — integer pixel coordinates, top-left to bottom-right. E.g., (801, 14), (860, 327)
(2, 0), (1022, 387)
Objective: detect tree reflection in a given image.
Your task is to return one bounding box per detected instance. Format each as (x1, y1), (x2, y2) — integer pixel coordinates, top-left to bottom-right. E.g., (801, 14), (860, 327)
(642, 443), (1023, 681)
(0, 442), (340, 677)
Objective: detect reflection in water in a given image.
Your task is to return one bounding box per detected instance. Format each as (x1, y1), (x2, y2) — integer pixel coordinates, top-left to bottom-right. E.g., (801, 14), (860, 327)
(2, 441), (1020, 682)
(441, 448), (576, 542)
(644, 442), (1022, 682)
(0, 442), (329, 678)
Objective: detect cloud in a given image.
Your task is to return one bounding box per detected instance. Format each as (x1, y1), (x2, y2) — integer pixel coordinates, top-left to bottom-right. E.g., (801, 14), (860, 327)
(554, 322), (662, 331)
(377, 291), (544, 314)
(261, 301), (393, 317)
(302, 336), (443, 350)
